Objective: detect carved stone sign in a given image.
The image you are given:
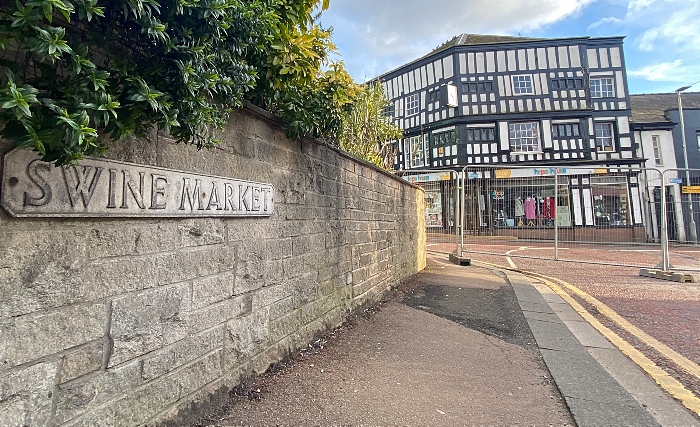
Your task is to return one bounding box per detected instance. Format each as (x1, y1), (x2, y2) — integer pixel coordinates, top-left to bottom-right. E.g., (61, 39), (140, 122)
(1, 149), (274, 217)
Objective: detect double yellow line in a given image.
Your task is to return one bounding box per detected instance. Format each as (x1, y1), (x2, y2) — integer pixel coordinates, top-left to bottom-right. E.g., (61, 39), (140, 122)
(475, 259), (700, 416)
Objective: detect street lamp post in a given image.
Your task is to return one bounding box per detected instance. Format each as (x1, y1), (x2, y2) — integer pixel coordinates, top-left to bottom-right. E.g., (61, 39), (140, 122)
(676, 85), (697, 243)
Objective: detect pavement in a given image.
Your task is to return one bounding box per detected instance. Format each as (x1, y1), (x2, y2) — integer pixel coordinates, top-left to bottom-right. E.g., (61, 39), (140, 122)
(195, 253), (700, 426)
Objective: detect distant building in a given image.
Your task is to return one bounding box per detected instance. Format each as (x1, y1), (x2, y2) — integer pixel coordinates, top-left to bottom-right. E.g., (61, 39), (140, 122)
(377, 34), (646, 241)
(630, 92), (700, 242)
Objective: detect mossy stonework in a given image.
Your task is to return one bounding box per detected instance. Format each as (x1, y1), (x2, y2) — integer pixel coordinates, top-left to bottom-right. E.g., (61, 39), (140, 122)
(0, 106), (426, 426)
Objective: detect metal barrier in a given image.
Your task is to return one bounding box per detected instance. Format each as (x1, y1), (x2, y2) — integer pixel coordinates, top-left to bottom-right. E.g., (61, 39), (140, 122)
(396, 170), (461, 254)
(455, 165), (691, 270)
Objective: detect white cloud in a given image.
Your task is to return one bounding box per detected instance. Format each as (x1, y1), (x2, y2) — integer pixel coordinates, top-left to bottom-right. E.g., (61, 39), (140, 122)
(628, 60), (685, 81)
(322, 0), (595, 80)
(587, 16), (622, 29)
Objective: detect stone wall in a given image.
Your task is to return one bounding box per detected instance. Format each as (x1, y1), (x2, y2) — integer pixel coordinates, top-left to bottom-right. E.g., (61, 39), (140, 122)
(0, 105), (426, 426)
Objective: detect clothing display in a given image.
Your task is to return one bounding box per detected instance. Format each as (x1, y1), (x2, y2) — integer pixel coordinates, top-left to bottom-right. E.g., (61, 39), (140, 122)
(514, 198), (525, 217)
(524, 197), (536, 220)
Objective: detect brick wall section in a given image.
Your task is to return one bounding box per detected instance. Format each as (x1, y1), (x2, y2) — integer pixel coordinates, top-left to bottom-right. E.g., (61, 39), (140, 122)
(0, 105), (427, 426)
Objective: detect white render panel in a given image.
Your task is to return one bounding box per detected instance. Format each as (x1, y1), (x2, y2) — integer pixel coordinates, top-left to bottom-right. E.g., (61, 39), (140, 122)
(509, 100), (515, 111)
(420, 67), (427, 89)
(408, 71), (415, 92)
(615, 71), (626, 98)
(497, 51), (507, 72)
(507, 50), (517, 71)
(542, 120), (553, 149)
(620, 136), (632, 148)
(443, 56), (454, 78)
(569, 46), (581, 68)
(583, 188), (594, 225)
(434, 60), (443, 80)
(486, 51), (496, 73)
(587, 49), (598, 68)
(527, 49), (536, 70)
(536, 48), (547, 69)
(610, 47), (622, 67)
(517, 49), (527, 70)
(427, 65), (435, 85)
(599, 48), (610, 68)
(499, 121), (510, 150)
(558, 46), (569, 68)
(632, 186), (643, 224)
(500, 100), (507, 112)
(526, 99), (532, 111)
(459, 53), (467, 74)
(540, 74), (549, 94)
(476, 52), (485, 73)
(468, 53), (475, 74)
(402, 74), (408, 94)
(534, 73), (542, 95)
(504, 76), (512, 96)
(617, 116), (630, 134)
(547, 47), (557, 68)
(517, 99), (524, 110)
(622, 151), (633, 159)
(544, 98), (551, 110)
(535, 98), (542, 111)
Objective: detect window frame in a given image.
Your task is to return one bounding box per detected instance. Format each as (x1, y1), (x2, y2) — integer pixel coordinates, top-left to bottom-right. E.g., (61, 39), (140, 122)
(590, 77), (615, 98)
(405, 93), (420, 116)
(509, 122), (541, 153)
(404, 135), (428, 168)
(594, 122), (615, 152)
(512, 75), (534, 95)
(651, 135), (663, 165)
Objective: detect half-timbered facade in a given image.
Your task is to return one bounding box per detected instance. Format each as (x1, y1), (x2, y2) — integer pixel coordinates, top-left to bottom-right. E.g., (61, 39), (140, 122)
(378, 34), (646, 240)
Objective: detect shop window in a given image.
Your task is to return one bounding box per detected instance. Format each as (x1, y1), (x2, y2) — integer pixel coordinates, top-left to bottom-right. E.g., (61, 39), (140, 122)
(424, 183), (443, 228)
(594, 122), (615, 152)
(551, 123), (581, 139)
(590, 176), (629, 226)
(652, 135), (663, 165)
(509, 122), (540, 152)
(467, 127), (495, 142)
(404, 135), (427, 168)
(488, 177), (571, 228)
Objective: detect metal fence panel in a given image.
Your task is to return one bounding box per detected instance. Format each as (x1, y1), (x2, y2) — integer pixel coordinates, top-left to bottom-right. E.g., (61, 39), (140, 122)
(397, 170), (461, 254)
(458, 165), (668, 269)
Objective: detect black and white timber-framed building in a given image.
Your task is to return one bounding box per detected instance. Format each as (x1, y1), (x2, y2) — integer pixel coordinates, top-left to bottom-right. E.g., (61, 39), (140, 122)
(378, 34), (647, 241)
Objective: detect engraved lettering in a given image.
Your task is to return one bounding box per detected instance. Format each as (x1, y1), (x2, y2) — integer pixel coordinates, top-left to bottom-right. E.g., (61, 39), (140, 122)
(107, 169), (117, 208)
(180, 178), (204, 210)
(239, 185), (251, 211)
(251, 186), (261, 211)
(206, 181), (223, 210)
(121, 171), (146, 209)
(224, 182), (236, 211)
(23, 160), (53, 207)
(150, 174), (168, 210)
(260, 188), (272, 212)
(62, 165), (103, 208)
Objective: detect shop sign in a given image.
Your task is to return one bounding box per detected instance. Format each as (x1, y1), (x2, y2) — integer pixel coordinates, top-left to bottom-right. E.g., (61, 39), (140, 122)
(533, 168), (567, 176)
(682, 186), (700, 194)
(594, 169), (609, 174)
(404, 172), (451, 183)
(670, 178), (683, 184)
(495, 169), (512, 179)
(467, 172), (479, 179)
(1, 149), (275, 217)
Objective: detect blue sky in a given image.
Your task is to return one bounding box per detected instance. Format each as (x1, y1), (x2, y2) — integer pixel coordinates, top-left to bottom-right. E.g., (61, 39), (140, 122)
(320, 0), (700, 94)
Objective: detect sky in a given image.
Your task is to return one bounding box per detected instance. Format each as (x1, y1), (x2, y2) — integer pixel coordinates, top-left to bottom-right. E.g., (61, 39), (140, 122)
(319, 0), (700, 95)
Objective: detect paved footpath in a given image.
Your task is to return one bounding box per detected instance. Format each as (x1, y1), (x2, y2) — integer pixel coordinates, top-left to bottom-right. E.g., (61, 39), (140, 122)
(196, 254), (699, 426)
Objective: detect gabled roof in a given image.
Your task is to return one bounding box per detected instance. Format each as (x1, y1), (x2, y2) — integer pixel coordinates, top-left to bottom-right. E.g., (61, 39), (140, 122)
(430, 33), (543, 55)
(630, 92), (700, 124)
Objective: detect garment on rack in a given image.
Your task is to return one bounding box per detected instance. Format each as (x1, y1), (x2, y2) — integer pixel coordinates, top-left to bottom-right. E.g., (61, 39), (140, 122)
(524, 197), (536, 220)
(548, 197), (555, 219)
(514, 198), (525, 217)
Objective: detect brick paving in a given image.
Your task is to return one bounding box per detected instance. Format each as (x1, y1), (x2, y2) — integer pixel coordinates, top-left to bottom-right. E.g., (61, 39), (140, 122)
(427, 239), (700, 407)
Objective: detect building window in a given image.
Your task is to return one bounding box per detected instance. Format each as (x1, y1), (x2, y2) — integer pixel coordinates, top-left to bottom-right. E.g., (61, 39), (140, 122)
(404, 135), (427, 168)
(432, 129), (458, 146)
(651, 135), (663, 165)
(512, 75), (533, 95)
(594, 123), (615, 152)
(405, 93), (419, 116)
(590, 77), (614, 98)
(509, 122), (540, 152)
(462, 81), (493, 93)
(551, 123), (581, 138)
(467, 127), (496, 142)
(382, 102), (394, 119)
(551, 79), (584, 90)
